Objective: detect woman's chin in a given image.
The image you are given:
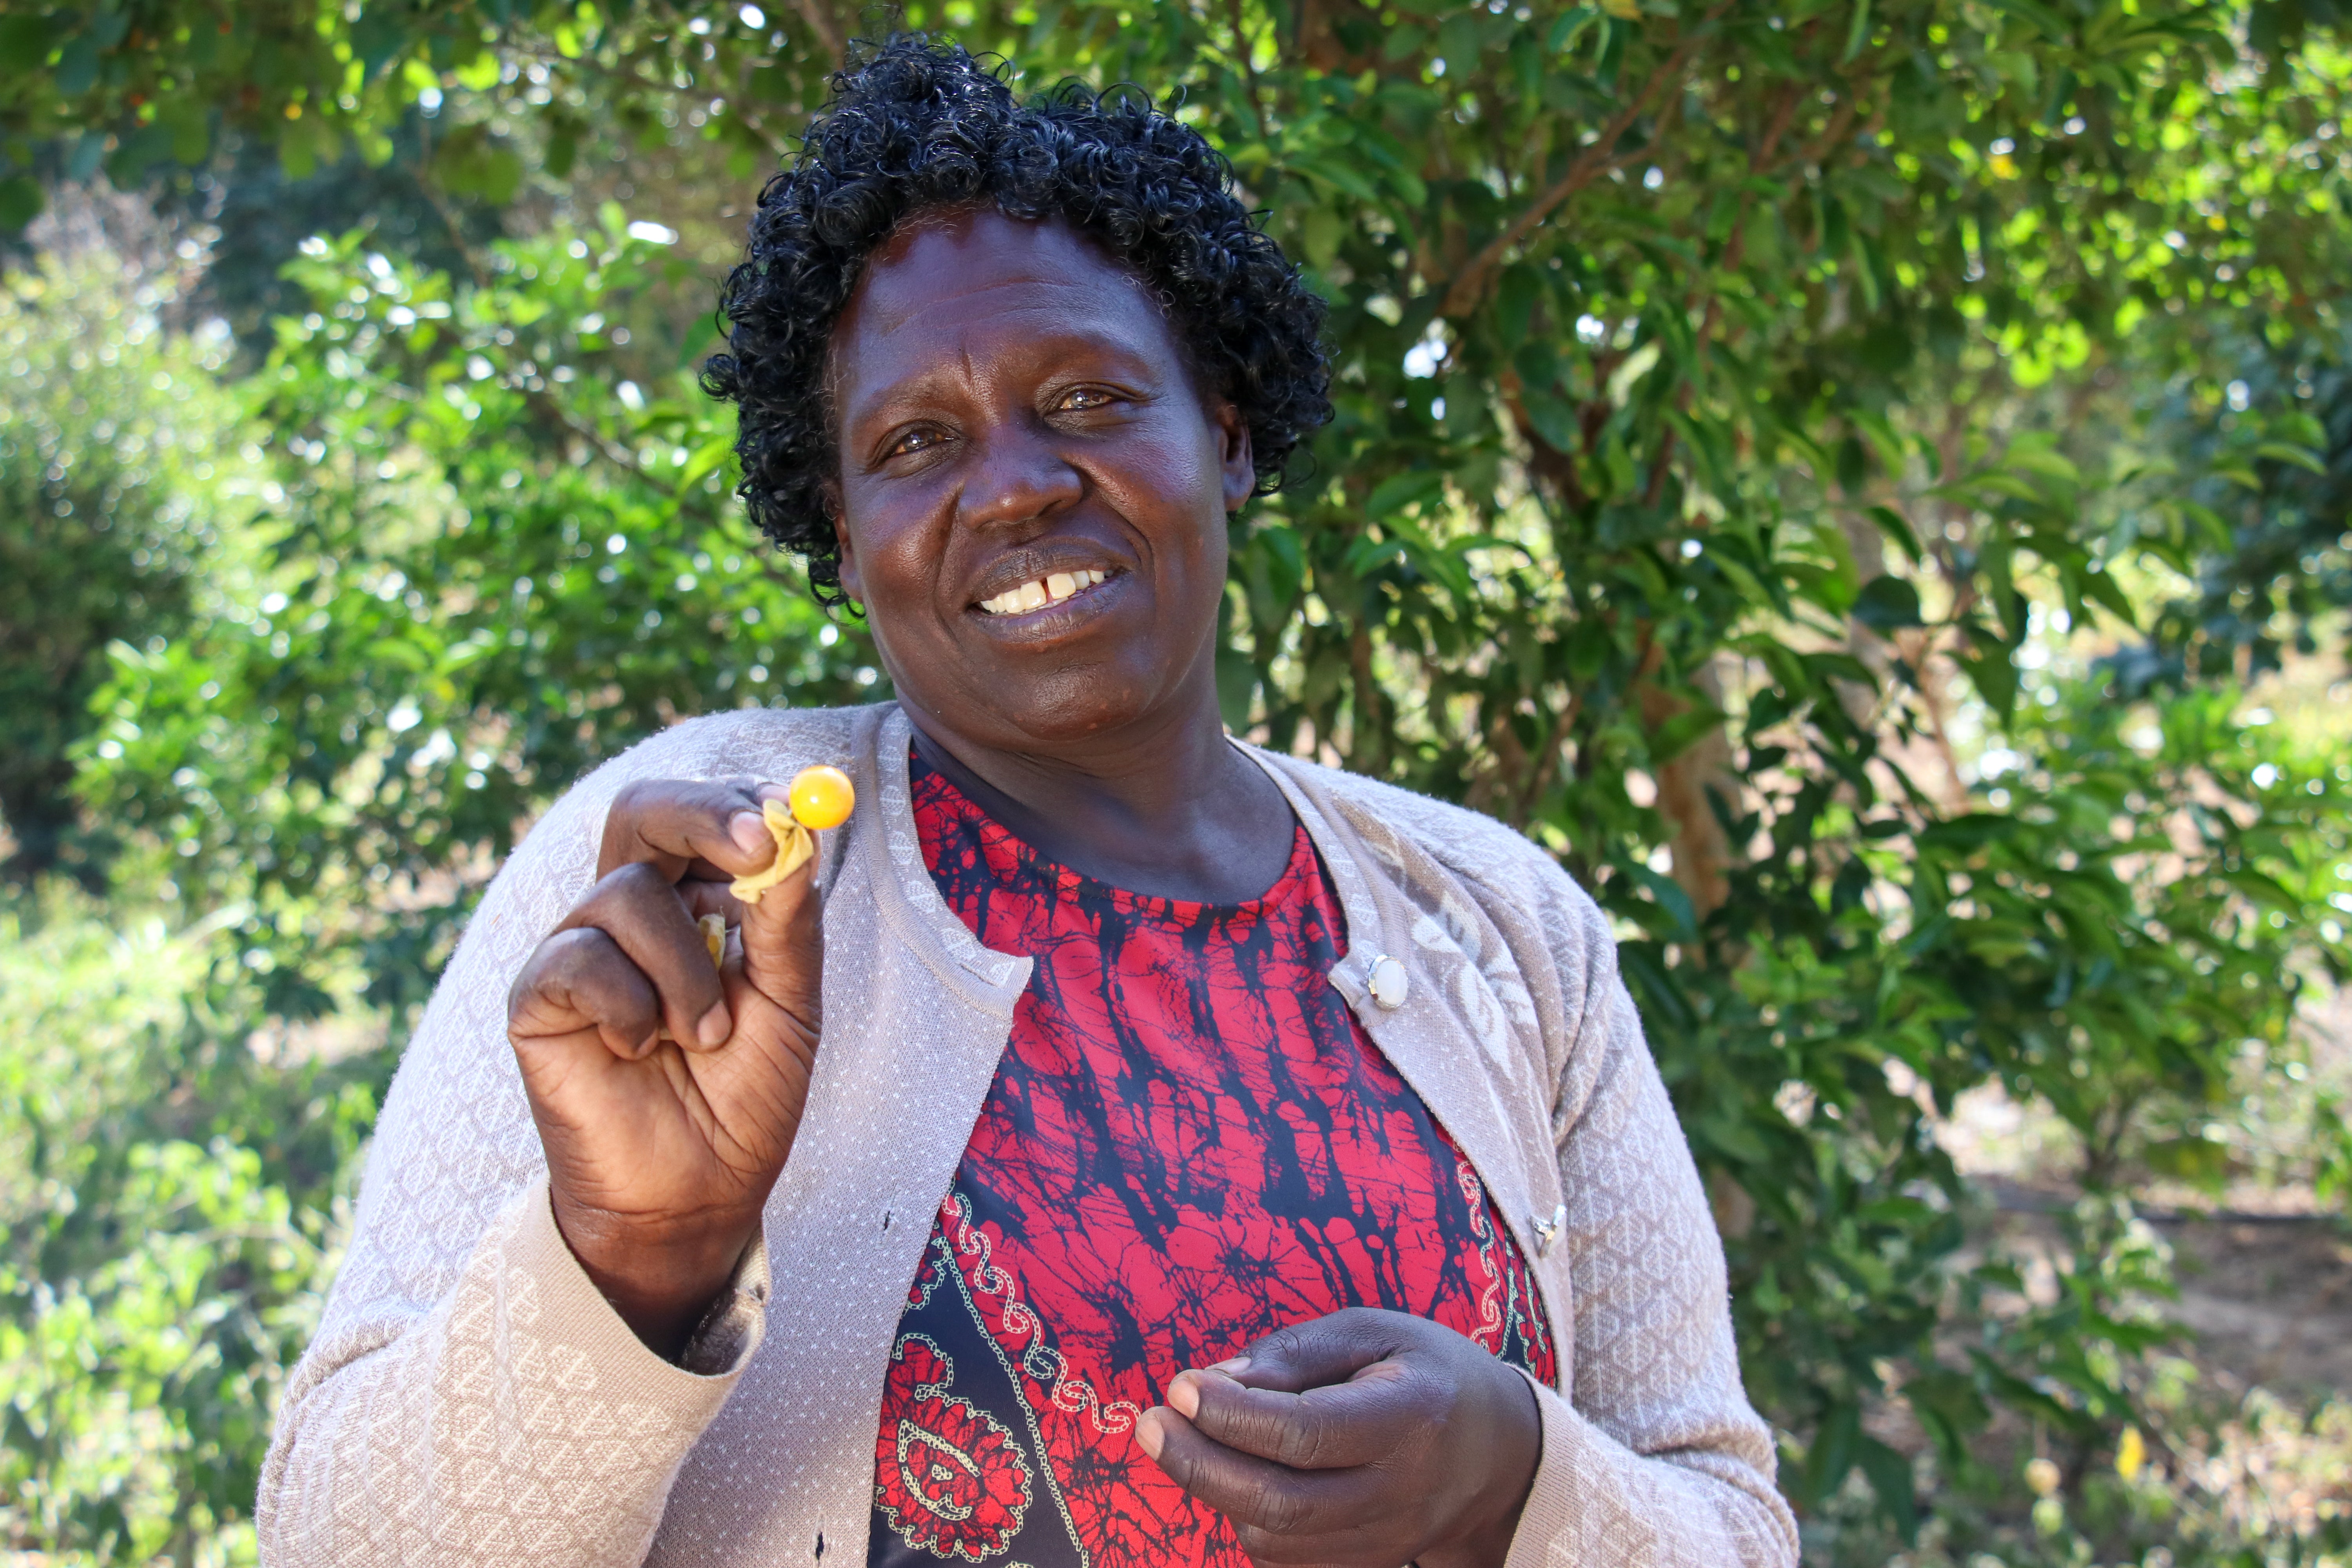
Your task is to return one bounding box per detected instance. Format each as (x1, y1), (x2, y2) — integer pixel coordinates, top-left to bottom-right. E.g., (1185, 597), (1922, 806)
(919, 662), (1196, 755)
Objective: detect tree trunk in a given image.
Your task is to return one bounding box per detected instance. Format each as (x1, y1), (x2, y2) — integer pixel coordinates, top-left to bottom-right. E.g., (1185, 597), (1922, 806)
(1638, 653), (1738, 920)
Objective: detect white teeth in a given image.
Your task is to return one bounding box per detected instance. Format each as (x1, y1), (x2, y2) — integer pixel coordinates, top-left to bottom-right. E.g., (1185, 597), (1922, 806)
(979, 569), (1108, 615)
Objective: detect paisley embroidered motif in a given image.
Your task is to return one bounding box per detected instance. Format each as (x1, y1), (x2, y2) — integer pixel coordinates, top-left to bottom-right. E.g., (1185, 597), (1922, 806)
(875, 1336), (1034, 1561)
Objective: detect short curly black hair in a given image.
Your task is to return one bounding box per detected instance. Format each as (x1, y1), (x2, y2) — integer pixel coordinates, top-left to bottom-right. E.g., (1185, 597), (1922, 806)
(699, 34), (1332, 605)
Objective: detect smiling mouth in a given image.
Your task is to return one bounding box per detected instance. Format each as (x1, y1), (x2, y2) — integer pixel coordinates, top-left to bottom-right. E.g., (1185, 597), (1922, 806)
(975, 568), (1112, 617)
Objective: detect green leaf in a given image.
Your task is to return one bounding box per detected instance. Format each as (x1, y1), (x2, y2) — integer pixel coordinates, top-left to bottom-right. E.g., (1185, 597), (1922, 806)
(53, 31), (100, 96)
(107, 124), (180, 184)
(1606, 340), (1661, 406)
(1547, 6), (1599, 51)
(0, 176), (43, 233)
(0, 13), (60, 68)
(1918, 813), (2017, 853)
(1840, 0), (1872, 63)
(677, 434), (735, 494)
(434, 126), (525, 205)
(1497, 263), (1542, 344)
(1215, 642), (1257, 729)
(1298, 155), (1382, 204)
(2081, 565), (2136, 624)
(1985, 0), (2073, 40)
(1856, 1436), (1919, 1535)
(2254, 441), (2326, 474)
(1520, 387), (1580, 452)
(1628, 864), (1699, 941)
(1853, 575), (1924, 632)
(1867, 505), (1922, 564)
(1365, 469), (1445, 518)
(454, 49), (503, 91)
(1957, 639), (2013, 724)
(1650, 702), (1727, 764)
(1801, 1402), (1862, 1505)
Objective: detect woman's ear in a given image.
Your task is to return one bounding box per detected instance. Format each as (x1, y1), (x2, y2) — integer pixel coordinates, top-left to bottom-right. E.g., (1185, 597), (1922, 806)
(828, 488), (864, 604)
(1215, 401), (1255, 514)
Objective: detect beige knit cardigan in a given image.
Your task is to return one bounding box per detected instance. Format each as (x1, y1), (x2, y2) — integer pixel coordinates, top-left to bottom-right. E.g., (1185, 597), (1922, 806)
(256, 702), (1799, 1568)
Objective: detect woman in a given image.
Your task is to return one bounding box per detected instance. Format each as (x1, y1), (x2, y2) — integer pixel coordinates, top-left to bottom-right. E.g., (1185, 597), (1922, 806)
(258, 37), (1797, 1568)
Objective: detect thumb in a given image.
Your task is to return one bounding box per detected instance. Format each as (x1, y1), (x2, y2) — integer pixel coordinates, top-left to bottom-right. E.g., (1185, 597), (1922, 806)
(734, 817), (825, 1025)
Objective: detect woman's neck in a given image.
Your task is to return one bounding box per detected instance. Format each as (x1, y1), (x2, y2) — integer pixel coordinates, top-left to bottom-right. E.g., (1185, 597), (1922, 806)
(904, 695), (1297, 906)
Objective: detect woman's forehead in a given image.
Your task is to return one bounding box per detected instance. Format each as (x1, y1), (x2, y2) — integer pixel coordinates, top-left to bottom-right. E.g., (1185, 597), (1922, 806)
(831, 209), (1181, 406)
(849, 208), (1154, 332)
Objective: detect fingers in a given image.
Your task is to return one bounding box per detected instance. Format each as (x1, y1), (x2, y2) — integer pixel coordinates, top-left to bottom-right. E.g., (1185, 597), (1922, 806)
(555, 862), (731, 1047)
(598, 774), (827, 1025)
(1167, 1361), (1423, 1471)
(508, 926), (663, 1059)
(1136, 1406), (1389, 1553)
(1223, 1308), (1420, 1394)
(514, 773), (829, 1073)
(1145, 1312), (1541, 1567)
(599, 777), (788, 883)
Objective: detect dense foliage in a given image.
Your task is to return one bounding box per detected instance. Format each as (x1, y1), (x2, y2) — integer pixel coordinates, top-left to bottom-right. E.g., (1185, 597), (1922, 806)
(5, 0), (2352, 1562)
(0, 254), (229, 884)
(0, 884), (379, 1563)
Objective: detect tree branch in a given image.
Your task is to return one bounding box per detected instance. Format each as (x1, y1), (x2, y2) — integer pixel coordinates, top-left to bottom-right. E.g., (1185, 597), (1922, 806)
(1439, 2), (1730, 319)
(792, 0), (847, 66)
(526, 387), (652, 477)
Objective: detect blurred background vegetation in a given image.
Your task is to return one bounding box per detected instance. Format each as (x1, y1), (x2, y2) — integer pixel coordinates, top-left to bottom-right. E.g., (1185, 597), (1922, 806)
(2, 0), (2350, 1562)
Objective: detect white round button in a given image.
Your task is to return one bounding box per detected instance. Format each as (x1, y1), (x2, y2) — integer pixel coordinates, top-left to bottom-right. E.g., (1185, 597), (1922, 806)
(1368, 955), (1409, 1011)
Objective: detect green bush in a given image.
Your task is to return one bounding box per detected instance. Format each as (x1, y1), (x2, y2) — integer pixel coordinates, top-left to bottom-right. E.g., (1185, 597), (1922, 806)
(0, 252), (244, 884)
(0, 885), (385, 1564)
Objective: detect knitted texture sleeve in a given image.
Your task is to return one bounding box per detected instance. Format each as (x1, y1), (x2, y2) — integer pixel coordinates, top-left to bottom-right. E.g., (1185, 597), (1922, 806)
(255, 718), (765, 1567)
(1506, 877), (1798, 1568)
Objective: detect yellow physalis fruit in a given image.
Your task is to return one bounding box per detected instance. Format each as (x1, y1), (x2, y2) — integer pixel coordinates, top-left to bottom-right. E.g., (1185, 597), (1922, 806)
(788, 764), (855, 831)
(2116, 1426), (2145, 1483)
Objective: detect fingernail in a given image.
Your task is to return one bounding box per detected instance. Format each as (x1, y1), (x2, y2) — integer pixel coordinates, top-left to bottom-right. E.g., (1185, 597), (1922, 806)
(731, 810), (772, 857)
(697, 1003), (731, 1047)
(1167, 1374), (1200, 1420)
(1135, 1412), (1165, 1459)
(1207, 1356), (1251, 1376)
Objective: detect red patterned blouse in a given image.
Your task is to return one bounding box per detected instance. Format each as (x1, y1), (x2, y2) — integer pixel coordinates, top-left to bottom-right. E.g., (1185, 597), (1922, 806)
(869, 750), (1557, 1568)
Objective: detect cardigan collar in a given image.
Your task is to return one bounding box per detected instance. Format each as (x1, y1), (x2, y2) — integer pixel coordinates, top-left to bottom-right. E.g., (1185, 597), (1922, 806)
(853, 704), (1405, 1006)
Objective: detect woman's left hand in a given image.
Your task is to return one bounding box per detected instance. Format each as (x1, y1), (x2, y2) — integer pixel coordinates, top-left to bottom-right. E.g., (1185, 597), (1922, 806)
(1135, 1307), (1542, 1568)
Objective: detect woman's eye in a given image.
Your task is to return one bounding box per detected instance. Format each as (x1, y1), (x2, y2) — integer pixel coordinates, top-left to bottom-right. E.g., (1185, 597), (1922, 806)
(1056, 387), (1116, 412)
(885, 426), (944, 458)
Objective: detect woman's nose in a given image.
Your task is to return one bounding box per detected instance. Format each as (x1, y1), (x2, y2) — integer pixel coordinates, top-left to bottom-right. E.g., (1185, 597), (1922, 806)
(955, 421), (1084, 532)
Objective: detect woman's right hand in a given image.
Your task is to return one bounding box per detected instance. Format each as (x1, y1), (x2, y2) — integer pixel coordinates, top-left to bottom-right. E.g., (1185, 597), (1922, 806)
(506, 777), (826, 1359)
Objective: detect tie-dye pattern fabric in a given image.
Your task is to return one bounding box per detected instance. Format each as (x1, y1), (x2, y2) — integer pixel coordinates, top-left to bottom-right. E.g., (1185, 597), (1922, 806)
(869, 750), (1556, 1568)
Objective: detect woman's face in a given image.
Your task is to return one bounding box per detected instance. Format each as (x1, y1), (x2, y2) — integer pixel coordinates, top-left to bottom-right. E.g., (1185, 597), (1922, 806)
(829, 209), (1254, 756)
